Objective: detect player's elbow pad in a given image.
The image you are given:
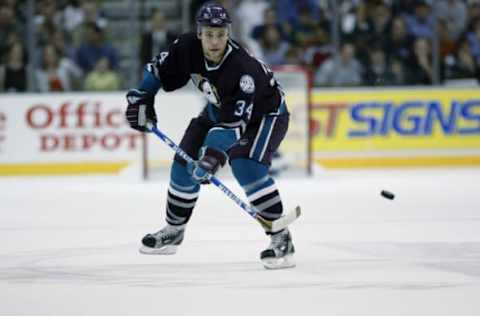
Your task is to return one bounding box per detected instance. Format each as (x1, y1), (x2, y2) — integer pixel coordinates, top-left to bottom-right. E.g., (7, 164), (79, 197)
(139, 68), (162, 95)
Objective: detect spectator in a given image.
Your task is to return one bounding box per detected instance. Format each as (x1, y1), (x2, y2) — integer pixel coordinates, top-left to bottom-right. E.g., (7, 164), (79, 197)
(404, 1), (435, 39)
(70, 0), (108, 48)
(62, 0), (88, 34)
(446, 39), (479, 80)
(84, 57), (121, 91)
(283, 46), (303, 65)
(51, 29), (75, 60)
(80, 1), (108, 29)
(435, 0), (467, 41)
(303, 25), (332, 70)
(389, 58), (409, 85)
(364, 47), (396, 86)
(288, 5), (331, 68)
(343, 2), (373, 66)
(384, 17), (414, 64)
(391, 0), (418, 16)
(251, 7), (286, 42)
(253, 25), (290, 66)
(35, 44), (82, 92)
(0, 41), (27, 92)
(407, 37), (433, 84)
(467, 19), (480, 64)
(342, 2), (371, 42)
(34, 0), (62, 47)
(74, 22), (118, 73)
(289, 5), (321, 48)
(370, 3), (392, 45)
(275, 0), (321, 32)
(0, 5), (24, 55)
(314, 42), (363, 86)
(438, 18), (456, 59)
(140, 9), (177, 65)
(235, 0), (270, 49)
(467, 2), (480, 28)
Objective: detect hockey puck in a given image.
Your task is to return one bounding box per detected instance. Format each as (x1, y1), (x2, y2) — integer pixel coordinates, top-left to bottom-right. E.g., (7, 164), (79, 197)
(381, 190), (395, 200)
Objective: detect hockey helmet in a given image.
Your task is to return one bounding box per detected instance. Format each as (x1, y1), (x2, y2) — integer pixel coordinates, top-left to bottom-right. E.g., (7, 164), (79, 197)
(196, 3), (232, 27)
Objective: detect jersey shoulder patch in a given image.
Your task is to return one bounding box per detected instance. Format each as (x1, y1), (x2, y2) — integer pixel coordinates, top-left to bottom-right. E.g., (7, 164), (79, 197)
(239, 74), (255, 94)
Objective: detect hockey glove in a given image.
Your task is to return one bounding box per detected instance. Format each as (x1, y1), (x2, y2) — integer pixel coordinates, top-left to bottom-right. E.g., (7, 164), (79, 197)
(125, 89), (157, 132)
(190, 147), (228, 184)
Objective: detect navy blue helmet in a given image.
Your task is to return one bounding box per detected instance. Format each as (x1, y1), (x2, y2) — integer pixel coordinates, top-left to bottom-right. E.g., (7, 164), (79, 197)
(196, 3), (232, 27)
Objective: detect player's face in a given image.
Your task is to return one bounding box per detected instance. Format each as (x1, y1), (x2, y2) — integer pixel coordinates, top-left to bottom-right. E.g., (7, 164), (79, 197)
(199, 26), (229, 64)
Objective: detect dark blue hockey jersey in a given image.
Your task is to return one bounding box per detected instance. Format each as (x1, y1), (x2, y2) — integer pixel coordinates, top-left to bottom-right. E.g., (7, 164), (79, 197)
(146, 32), (287, 133)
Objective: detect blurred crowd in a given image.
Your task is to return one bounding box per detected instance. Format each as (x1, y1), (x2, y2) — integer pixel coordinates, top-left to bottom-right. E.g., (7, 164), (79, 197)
(222, 0), (480, 87)
(0, 0), (121, 93)
(1, 0), (480, 93)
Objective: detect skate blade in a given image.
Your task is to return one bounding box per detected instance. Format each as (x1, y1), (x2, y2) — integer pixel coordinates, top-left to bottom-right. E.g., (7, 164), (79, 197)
(261, 254), (296, 270)
(139, 245), (178, 255)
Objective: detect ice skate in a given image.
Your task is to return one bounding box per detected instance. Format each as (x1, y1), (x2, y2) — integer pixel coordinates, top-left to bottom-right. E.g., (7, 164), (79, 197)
(139, 224), (185, 255)
(260, 228), (295, 269)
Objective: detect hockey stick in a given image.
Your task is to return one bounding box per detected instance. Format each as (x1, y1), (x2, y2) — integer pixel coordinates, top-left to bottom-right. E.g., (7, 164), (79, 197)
(146, 122), (301, 233)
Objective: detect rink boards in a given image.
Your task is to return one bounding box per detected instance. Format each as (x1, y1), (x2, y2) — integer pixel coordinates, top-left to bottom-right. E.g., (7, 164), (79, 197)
(1, 87), (480, 175)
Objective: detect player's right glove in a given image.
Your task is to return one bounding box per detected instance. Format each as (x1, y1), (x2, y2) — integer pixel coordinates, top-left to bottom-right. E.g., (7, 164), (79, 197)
(189, 147), (227, 184)
(125, 89), (157, 132)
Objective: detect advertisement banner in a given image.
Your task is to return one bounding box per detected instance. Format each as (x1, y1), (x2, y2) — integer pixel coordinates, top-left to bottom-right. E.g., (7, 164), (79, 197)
(311, 87), (480, 167)
(0, 93), (141, 175)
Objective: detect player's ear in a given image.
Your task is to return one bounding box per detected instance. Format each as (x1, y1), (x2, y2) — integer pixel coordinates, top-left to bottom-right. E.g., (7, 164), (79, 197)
(196, 26), (202, 39)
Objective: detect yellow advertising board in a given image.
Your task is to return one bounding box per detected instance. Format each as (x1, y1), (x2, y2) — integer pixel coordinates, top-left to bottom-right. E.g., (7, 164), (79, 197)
(311, 88), (480, 167)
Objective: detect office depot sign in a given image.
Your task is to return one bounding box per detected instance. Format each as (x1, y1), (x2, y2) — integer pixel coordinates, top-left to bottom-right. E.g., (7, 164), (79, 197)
(0, 93), (142, 174)
(25, 100), (139, 152)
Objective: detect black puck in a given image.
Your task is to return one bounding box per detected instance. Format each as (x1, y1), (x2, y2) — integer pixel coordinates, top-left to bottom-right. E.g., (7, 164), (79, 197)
(381, 190), (395, 200)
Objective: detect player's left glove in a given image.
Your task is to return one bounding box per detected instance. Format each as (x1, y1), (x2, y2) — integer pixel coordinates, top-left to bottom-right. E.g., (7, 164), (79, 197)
(125, 89), (157, 132)
(189, 147), (227, 184)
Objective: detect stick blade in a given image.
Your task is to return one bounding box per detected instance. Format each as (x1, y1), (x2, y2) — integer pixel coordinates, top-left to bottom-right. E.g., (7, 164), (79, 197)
(257, 206), (301, 233)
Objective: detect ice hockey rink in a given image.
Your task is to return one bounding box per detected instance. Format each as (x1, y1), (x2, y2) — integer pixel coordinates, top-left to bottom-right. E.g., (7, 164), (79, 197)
(1, 168), (479, 316)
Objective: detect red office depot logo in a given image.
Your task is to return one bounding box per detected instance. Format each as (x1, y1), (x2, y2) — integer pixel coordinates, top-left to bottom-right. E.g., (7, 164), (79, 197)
(24, 101), (141, 152)
(26, 101), (123, 129)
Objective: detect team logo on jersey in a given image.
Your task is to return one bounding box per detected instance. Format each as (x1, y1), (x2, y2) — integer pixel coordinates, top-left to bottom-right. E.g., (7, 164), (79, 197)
(240, 75), (255, 94)
(191, 74), (221, 105)
(157, 52), (169, 65)
(201, 80), (220, 105)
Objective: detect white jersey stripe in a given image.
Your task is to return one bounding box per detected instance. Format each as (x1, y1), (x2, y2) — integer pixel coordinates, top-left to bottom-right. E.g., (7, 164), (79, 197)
(250, 116), (266, 159)
(259, 116), (277, 162)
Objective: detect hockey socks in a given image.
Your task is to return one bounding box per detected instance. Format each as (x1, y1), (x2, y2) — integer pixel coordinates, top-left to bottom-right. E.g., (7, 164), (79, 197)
(232, 158), (283, 223)
(165, 161), (200, 226)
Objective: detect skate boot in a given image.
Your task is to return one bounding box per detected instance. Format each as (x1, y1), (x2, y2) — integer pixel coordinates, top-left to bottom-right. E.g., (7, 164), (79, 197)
(139, 224), (185, 255)
(260, 228), (295, 269)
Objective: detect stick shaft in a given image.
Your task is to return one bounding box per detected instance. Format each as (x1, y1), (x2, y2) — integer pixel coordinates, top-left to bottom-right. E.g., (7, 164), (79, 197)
(148, 123), (259, 219)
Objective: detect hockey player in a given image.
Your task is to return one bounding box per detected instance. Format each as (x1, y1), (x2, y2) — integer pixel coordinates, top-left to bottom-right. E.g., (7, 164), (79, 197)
(125, 3), (295, 269)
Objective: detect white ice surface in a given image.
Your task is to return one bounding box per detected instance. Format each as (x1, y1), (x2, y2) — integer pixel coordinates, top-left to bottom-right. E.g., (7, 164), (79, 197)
(1, 168), (480, 316)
